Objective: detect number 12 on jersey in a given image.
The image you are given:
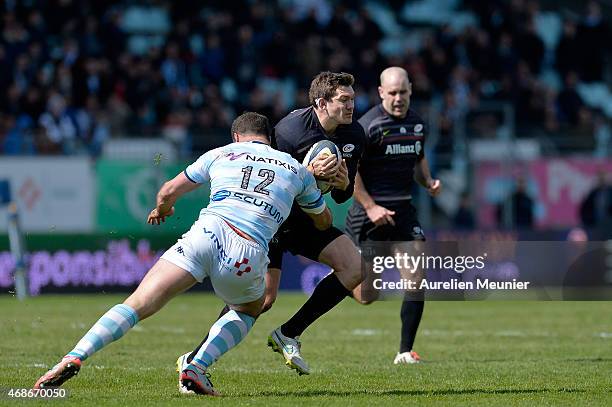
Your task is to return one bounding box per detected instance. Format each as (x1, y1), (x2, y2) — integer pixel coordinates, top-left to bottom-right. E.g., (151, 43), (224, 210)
(240, 166), (275, 195)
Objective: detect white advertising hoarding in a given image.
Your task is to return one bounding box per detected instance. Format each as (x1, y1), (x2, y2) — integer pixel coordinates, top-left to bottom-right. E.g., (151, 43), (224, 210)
(0, 157), (94, 232)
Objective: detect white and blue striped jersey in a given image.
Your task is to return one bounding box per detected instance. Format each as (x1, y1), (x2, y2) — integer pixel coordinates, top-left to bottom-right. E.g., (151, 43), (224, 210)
(184, 141), (326, 249)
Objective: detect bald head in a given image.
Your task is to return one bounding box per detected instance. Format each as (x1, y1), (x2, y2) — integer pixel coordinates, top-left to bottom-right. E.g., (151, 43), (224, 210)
(378, 67), (411, 118)
(380, 67), (408, 86)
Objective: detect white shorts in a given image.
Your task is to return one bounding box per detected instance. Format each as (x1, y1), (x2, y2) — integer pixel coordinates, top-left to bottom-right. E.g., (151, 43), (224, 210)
(161, 214), (268, 305)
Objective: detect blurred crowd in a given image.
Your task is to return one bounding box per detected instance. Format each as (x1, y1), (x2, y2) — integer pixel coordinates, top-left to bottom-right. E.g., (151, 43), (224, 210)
(0, 0), (610, 157)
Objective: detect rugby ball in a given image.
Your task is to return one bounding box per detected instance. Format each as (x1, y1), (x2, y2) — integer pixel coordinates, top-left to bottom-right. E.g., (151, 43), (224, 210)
(302, 140), (342, 194)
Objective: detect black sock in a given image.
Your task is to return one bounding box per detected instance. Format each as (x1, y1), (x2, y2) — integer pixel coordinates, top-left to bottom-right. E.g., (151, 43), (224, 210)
(399, 297), (424, 353)
(187, 304), (230, 363)
(281, 273), (349, 338)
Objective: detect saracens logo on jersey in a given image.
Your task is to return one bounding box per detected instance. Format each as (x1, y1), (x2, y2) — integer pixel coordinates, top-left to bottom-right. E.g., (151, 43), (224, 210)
(341, 143), (355, 157)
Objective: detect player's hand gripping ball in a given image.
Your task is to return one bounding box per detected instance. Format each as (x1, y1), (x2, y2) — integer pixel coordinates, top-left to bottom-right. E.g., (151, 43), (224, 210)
(303, 140), (342, 194)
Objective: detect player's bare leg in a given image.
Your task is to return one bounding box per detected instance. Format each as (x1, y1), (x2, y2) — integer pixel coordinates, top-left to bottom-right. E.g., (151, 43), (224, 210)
(351, 280), (380, 304)
(351, 249), (380, 305)
(34, 259), (196, 388)
(320, 235), (364, 289)
(123, 259), (198, 319)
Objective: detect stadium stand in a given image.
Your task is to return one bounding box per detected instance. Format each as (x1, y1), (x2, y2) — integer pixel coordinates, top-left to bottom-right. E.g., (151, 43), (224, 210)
(0, 0), (610, 232)
(0, 0), (609, 157)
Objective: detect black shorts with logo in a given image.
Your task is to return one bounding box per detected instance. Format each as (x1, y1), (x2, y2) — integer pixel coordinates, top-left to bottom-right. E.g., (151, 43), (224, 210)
(345, 199), (426, 243)
(268, 209), (344, 269)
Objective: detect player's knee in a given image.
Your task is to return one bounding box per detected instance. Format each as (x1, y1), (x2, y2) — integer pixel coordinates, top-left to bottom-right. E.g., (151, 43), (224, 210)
(331, 254), (362, 278)
(231, 295), (265, 318)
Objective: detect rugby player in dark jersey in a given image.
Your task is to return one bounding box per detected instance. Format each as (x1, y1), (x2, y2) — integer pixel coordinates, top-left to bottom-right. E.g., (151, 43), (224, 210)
(264, 71), (369, 375)
(179, 72), (368, 378)
(346, 67), (441, 365)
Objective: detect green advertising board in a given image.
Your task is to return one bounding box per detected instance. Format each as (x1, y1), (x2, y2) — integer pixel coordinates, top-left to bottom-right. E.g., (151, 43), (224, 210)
(96, 160), (210, 233)
(96, 160), (352, 233)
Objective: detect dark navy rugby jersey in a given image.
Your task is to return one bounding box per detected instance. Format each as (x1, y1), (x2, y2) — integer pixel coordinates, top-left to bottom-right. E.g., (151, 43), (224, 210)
(273, 106), (366, 204)
(357, 104), (426, 199)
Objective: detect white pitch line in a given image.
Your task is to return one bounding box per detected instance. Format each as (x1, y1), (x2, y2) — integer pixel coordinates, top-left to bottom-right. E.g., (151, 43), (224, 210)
(31, 363), (48, 368)
(495, 330), (527, 337)
(70, 322), (87, 329)
(351, 329), (383, 336)
(153, 326), (186, 334)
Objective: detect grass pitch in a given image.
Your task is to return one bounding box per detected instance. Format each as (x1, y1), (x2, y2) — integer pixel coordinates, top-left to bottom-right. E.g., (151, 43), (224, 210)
(1, 294), (611, 406)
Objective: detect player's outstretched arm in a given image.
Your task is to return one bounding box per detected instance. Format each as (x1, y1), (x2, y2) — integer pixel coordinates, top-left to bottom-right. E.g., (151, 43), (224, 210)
(147, 172), (201, 225)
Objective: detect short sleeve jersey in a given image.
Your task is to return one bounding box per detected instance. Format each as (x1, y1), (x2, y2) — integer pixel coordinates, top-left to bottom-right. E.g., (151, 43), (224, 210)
(357, 105), (427, 198)
(185, 141), (325, 249)
(273, 106), (367, 204)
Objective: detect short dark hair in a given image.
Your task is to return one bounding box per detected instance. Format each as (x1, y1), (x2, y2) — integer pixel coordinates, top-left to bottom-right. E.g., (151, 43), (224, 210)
(309, 72), (355, 106)
(231, 112), (271, 139)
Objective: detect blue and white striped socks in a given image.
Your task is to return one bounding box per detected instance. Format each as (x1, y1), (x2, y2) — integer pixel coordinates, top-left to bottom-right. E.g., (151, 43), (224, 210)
(67, 304), (139, 361)
(191, 310), (255, 371)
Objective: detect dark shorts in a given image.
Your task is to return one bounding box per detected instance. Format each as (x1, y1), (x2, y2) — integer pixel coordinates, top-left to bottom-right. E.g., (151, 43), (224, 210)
(345, 200), (426, 243)
(268, 211), (344, 269)
(347, 200), (426, 300)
